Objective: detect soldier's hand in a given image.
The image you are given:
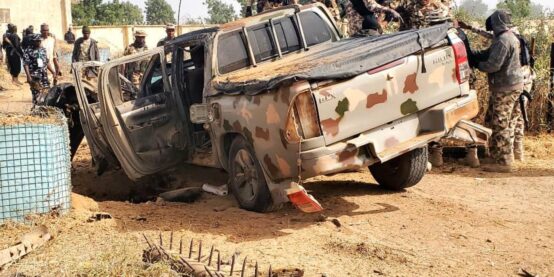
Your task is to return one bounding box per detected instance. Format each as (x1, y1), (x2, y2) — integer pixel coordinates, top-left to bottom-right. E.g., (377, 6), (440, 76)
(458, 21), (470, 29)
(388, 9), (403, 23)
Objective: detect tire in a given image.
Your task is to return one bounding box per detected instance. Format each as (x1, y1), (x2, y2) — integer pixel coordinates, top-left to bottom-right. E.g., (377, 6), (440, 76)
(228, 137), (274, 212)
(369, 147), (428, 190)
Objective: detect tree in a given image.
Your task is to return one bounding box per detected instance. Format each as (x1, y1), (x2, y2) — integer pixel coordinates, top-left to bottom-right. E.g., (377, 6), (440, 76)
(458, 0), (489, 19)
(72, 0), (143, 25)
(205, 0), (236, 24)
(496, 0), (531, 19)
(530, 2), (545, 18)
(72, 0), (102, 26)
(145, 0), (176, 24)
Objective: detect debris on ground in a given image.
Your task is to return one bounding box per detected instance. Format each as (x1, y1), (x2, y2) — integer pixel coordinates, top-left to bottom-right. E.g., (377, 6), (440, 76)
(0, 226), (51, 268)
(202, 184), (229, 196)
(286, 184), (323, 213)
(518, 268), (539, 277)
(142, 233), (281, 276)
(331, 218), (342, 228)
(86, 213), (112, 222)
(158, 187), (203, 203)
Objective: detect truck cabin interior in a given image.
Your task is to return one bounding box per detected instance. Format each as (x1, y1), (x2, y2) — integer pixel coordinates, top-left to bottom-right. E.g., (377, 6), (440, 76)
(180, 44), (211, 152)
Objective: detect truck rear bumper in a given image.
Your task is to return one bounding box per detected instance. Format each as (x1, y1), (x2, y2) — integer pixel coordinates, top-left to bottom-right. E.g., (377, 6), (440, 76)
(299, 92), (488, 178)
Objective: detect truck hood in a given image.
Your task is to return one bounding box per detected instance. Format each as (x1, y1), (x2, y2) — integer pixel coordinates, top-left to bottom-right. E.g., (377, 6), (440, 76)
(213, 23), (450, 95)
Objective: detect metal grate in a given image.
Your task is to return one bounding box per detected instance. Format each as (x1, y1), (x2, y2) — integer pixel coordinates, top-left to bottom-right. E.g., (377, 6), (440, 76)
(0, 110), (71, 222)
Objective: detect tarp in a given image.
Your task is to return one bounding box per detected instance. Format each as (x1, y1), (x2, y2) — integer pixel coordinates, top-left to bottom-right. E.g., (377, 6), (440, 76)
(213, 24), (450, 95)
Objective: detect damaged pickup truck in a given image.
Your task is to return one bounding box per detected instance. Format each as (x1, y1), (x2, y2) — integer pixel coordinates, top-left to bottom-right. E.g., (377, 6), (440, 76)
(50, 3), (490, 212)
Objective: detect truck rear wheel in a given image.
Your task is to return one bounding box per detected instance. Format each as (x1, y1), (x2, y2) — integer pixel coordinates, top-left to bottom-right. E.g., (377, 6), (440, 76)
(369, 147), (428, 190)
(228, 137), (274, 212)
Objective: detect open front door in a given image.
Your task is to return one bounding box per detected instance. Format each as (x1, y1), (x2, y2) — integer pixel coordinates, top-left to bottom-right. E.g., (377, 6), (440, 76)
(73, 61), (119, 175)
(97, 48), (188, 180)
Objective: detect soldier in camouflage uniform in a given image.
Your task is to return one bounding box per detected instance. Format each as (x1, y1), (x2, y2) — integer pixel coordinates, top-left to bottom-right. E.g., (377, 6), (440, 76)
(344, 0), (402, 36)
(123, 30), (149, 89)
(22, 34), (56, 105)
(460, 22), (535, 161)
(473, 10), (523, 172)
(394, 0), (451, 31)
(246, 0), (298, 15)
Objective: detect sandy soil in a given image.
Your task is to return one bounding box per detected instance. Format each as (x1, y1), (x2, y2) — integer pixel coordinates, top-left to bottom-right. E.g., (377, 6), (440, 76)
(0, 137), (552, 276)
(1, 66), (553, 276)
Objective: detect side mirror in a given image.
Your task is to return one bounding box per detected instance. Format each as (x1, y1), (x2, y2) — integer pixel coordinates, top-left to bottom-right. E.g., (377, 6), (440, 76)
(190, 104), (213, 124)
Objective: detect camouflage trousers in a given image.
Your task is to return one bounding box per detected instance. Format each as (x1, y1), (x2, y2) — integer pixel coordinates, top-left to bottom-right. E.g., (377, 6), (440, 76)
(488, 90), (522, 165)
(513, 99), (527, 157)
(485, 92), (526, 160)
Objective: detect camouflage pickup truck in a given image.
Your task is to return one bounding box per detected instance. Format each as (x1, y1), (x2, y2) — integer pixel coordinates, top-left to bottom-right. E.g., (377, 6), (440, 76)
(52, 3), (490, 212)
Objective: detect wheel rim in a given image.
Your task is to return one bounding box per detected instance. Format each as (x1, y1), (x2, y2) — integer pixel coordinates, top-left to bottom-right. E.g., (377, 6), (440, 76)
(233, 149), (258, 202)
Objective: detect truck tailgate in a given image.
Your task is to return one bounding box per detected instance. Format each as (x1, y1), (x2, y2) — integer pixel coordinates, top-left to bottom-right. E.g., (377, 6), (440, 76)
(315, 46), (461, 145)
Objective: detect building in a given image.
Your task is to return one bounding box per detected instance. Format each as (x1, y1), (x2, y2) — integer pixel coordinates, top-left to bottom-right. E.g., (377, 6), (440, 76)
(0, 0), (71, 38)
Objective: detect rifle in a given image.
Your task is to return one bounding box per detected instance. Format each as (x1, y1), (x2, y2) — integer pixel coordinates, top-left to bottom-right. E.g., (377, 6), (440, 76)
(521, 37), (536, 130)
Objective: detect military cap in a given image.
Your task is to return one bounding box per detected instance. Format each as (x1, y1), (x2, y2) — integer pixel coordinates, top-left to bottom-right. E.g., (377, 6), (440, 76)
(82, 26), (91, 33)
(165, 24), (176, 30)
(134, 30), (147, 37)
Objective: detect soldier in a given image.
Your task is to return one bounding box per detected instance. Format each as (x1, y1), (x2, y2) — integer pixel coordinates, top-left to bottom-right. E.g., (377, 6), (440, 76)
(395, 0), (451, 31)
(21, 26), (34, 51)
(72, 26), (99, 63)
(3, 24), (23, 85)
(344, 0), (402, 36)
(313, 0), (342, 22)
(472, 10), (523, 172)
(39, 24), (60, 78)
(23, 34), (56, 105)
(246, 0), (297, 16)
(123, 30), (149, 96)
(459, 21), (535, 161)
(64, 26), (76, 44)
(157, 24), (176, 47)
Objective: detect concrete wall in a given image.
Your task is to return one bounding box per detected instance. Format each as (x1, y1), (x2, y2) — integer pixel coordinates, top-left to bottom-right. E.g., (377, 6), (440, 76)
(72, 25), (216, 57)
(0, 0), (71, 39)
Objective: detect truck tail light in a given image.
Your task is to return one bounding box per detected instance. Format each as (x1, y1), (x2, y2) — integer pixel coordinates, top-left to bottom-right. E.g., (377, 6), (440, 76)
(284, 91), (322, 143)
(452, 39), (470, 84)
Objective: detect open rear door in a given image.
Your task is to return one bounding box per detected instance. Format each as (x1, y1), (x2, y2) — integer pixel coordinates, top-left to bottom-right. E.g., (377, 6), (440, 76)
(97, 48), (188, 180)
(73, 61), (119, 175)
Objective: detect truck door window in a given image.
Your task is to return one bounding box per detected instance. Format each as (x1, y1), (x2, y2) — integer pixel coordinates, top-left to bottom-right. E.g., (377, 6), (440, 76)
(108, 54), (165, 103)
(217, 11), (334, 74)
(247, 23), (277, 62)
(274, 17), (301, 54)
(299, 11), (332, 46)
(217, 31), (249, 74)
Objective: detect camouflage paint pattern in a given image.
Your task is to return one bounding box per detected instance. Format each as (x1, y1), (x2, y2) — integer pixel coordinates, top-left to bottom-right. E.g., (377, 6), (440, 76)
(489, 90), (522, 165)
(314, 46), (461, 145)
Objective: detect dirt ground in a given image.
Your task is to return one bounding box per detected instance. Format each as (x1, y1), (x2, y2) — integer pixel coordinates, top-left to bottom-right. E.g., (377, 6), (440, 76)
(1, 69), (553, 276)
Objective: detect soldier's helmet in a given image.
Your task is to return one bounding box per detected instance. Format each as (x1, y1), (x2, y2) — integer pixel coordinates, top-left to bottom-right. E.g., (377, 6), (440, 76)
(424, 7), (451, 25)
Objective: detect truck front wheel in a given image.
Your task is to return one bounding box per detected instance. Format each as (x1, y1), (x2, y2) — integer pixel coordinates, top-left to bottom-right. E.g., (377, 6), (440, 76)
(228, 137), (274, 212)
(369, 147), (428, 190)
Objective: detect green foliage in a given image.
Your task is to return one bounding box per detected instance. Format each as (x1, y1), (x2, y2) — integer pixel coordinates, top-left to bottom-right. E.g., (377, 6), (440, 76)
(205, 0), (236, 24)
(458, 0), (489, 19)
(496, 0), (531, 19)
(72, 0), (144, 26)
(145, 0), (176, 24)
(71, 0), (101, 26)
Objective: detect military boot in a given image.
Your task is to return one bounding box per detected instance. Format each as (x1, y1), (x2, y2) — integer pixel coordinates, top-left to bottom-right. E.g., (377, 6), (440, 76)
(514, 142), (525, 162)
(482, 163), (513, 173)
(465, 145), (480, 168)
(429, 144), (443, 167)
